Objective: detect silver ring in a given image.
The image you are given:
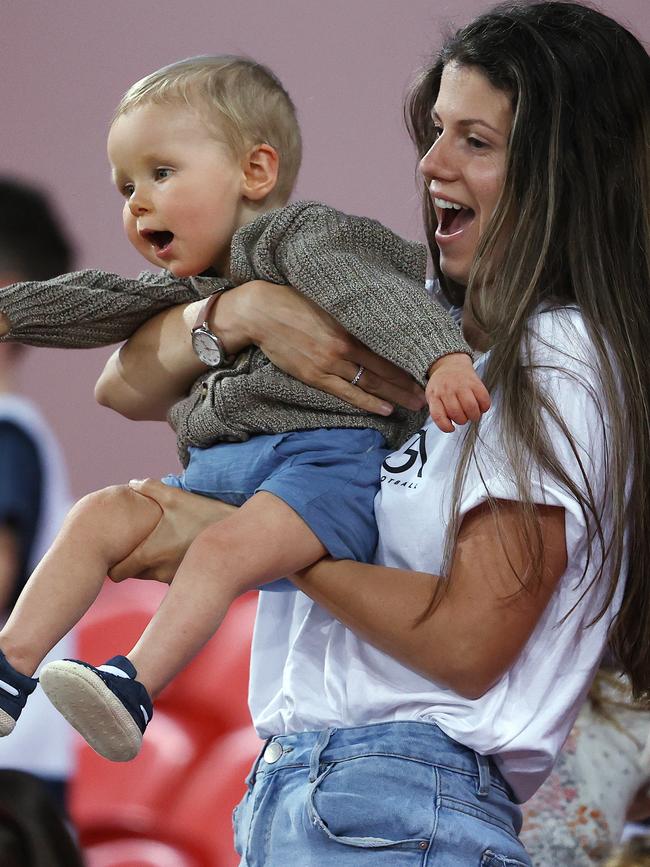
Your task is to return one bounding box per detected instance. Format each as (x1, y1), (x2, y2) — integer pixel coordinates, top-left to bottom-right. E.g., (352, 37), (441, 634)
(350, 365), (365, 386)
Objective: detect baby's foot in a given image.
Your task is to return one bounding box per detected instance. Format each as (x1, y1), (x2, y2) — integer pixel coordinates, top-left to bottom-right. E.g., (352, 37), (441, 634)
(39, 655), (153, 762)
(0, 650), (38, 735)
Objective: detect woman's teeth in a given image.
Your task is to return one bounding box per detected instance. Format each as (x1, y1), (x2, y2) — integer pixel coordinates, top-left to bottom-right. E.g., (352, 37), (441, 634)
(434, 197), (464, 210)
(435, 198), (475, 235)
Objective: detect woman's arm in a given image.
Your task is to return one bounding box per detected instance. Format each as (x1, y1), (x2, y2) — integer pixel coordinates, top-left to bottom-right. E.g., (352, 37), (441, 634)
(95, 281), (427, 421)
(110, 480), (566, 698)
(293, 499), (567, 699)
(95, 299), (207, 421)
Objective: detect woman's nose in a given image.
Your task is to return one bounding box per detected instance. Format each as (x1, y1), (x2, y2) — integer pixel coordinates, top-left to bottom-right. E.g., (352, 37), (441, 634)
(419, 138), (453, 183)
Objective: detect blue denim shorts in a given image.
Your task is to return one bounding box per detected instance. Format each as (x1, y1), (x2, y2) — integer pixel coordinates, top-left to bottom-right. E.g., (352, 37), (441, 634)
(163, 428), (388, 564)
(233, 721), (531, 866)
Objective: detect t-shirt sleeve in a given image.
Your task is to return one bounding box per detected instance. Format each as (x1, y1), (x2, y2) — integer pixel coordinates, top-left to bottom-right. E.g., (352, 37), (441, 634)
(459, 309), (608, 530)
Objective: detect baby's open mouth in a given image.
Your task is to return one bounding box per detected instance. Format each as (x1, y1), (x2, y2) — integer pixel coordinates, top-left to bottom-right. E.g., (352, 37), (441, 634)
(141, 229), (174, 250)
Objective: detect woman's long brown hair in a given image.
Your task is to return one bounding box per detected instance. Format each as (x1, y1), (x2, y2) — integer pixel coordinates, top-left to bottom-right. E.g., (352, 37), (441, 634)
(406, 2), (650, 698)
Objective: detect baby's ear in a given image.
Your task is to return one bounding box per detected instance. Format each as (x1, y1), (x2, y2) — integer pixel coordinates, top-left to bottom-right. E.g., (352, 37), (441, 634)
(241, 143), (280, 201)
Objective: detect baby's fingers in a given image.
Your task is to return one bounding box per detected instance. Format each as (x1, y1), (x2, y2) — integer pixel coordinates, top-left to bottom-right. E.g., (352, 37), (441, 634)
(473, 382), (492, 413)
(457, 390), (483, 423)
(428, 396), (455, 433)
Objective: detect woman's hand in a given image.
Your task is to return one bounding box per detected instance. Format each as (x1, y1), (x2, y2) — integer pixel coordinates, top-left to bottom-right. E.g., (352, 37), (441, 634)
(239, 282), (426, 416)
(108, 479), (237, 584)
(96, 281), (426, 422)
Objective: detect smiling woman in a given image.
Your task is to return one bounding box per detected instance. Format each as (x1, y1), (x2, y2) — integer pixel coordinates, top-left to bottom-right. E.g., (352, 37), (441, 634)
(72, 2), (650, 864)
(421, 62), (511, 285)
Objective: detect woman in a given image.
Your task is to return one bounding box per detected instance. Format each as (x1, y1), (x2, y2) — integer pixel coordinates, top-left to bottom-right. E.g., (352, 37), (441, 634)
(95, 2), (650, 863)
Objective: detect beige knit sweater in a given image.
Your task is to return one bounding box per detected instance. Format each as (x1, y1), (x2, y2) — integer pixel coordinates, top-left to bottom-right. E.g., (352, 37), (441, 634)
(0, 201), (469, 462)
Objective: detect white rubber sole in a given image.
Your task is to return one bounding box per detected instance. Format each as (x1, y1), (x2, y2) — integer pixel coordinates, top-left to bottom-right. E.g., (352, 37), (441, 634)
(0, 709), (15, 736)
(39, 660), (142, 762)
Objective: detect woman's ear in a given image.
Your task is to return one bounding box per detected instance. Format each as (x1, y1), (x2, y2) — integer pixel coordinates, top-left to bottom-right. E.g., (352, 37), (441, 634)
(241, 143), (280, 202)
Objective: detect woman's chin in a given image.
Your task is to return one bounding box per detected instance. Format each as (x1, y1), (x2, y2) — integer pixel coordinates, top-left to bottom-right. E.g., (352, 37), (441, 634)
(439, 261), (470, 287)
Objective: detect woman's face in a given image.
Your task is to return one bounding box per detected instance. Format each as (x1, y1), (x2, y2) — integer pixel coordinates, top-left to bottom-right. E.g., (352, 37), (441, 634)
(419, 62), (512, 286)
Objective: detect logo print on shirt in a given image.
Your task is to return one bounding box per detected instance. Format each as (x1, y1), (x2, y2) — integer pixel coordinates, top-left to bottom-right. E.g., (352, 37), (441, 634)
(382, 429), (428, 484)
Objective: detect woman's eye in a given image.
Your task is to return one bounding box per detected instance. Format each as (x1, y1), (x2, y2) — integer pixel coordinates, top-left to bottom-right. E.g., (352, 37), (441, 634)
(432, 125), (443, 140)
(468, 136), (488, 150)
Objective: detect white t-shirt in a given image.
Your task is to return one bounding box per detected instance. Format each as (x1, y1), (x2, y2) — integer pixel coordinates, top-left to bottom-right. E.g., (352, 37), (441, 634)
(248, 307), (625, 802)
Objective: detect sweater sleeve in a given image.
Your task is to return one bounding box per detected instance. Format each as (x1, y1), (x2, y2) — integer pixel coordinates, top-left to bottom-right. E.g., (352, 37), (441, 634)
(0, 269), (225, 348)
(229, 201), (470, 384)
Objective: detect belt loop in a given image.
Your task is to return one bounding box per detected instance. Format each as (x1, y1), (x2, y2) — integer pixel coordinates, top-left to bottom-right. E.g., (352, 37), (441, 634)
(246, 736), (271, 789)
(475, 753), (491, 799)
(309, 728), (335, 783)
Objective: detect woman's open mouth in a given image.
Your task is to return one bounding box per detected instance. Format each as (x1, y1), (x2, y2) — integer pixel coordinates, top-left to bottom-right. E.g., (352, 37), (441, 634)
(434, 197), (475, 236)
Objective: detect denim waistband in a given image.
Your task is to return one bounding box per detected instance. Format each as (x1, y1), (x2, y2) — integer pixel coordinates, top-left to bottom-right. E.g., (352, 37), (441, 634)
(251, 720), (510, 800)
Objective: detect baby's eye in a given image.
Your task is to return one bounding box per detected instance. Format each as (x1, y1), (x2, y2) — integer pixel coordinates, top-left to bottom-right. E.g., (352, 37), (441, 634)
(155, 167), (173, 181)
(121, 183), (135, 198)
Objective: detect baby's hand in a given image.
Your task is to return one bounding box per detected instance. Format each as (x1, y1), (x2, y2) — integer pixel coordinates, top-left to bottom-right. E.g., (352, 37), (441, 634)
(426, 353), (491, 433)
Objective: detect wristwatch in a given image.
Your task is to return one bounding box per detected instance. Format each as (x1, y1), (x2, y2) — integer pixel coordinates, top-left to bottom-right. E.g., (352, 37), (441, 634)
(191, 289), (230, 367)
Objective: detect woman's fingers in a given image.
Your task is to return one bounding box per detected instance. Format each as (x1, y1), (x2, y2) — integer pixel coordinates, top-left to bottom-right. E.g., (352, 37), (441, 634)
(344, 349), (427, 411)
(304, 346), (426, 416)
(108, 479), (237, 583)
(247, 282), (425, 414)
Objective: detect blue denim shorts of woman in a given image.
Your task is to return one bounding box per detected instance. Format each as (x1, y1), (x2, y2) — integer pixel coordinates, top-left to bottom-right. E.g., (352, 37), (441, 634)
(233, 721), (532, 866)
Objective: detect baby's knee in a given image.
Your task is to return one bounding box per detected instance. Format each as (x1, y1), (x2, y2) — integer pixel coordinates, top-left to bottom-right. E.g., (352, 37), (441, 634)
(67, 485), (161, 532)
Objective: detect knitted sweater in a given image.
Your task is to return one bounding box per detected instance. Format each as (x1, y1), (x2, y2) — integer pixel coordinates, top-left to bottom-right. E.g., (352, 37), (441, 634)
(0, 201), (469, 462)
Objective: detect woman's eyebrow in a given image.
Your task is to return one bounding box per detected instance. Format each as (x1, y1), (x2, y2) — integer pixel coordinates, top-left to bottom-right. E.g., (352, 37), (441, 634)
(431, 108), (503, 136)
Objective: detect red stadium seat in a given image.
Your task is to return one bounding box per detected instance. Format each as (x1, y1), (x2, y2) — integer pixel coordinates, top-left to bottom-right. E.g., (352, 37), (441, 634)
(72, 579), (259, 861)
(76, 580), (165, 664)
(85, 837), (202, 867)
(77, 580), (257, 737)
(166, 726), (263, 867)
(157, 592), (257, 734)
(71, 708), (204, 843)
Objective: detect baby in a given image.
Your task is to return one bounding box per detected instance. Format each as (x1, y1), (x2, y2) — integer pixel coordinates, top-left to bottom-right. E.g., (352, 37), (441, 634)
(0, 56), (489, 761)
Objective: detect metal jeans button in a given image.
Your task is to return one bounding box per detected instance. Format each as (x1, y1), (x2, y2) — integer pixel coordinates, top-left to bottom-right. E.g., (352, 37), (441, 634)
(263, 741), (283, 764)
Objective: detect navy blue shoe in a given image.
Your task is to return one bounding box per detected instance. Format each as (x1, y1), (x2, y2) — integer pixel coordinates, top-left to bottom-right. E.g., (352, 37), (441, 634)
(39, 655), (153, 762)
(0, 650), (38, 735)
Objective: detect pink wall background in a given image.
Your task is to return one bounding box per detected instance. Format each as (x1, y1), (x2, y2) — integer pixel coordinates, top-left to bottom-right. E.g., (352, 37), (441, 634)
(2, 0), (648, 497)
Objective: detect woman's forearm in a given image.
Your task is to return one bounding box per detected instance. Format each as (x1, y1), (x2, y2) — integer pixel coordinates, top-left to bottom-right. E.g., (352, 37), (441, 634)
(293, 501), (567, 699)
(96, 279), (426, 422)
(95, 286), (256, 420)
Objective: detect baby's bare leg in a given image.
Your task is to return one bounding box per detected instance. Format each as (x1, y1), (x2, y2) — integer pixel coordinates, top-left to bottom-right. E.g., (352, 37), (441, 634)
(0, 485), (162, 676)
(128, 491), (326, 698)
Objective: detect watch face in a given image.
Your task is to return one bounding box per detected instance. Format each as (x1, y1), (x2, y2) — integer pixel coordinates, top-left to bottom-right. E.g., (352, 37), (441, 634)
(192, 328), (223, 366)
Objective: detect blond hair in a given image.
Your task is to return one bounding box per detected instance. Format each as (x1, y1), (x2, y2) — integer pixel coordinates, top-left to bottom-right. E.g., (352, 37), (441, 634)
(113, 55), (302, 205)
